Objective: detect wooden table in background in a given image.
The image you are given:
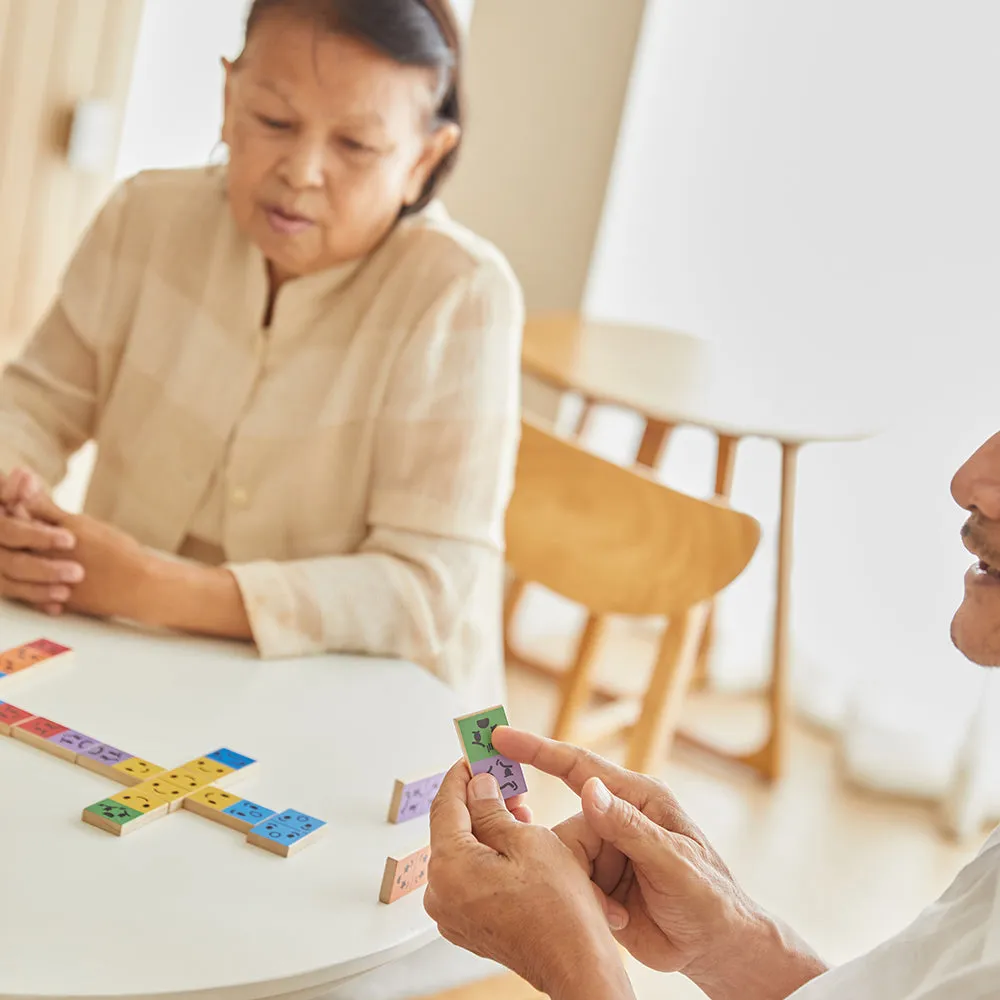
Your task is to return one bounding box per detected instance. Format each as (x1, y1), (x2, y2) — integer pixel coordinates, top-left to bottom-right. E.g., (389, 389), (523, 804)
(519, 312), (877, 782)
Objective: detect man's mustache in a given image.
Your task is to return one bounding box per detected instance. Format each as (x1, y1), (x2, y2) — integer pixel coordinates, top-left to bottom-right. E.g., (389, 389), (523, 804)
(962, 518), (1000, 566)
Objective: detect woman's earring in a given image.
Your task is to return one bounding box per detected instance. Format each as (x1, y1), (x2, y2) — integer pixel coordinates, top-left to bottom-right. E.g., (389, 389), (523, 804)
(209, 140), (229, 165)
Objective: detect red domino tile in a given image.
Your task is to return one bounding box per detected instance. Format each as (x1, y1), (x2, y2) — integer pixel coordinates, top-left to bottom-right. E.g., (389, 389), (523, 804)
(15, 717), (68, 740)
(25, 639), (71, 657)
(0, 704), (33, 727)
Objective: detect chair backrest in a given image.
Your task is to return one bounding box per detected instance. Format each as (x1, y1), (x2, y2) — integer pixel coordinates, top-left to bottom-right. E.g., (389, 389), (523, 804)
(506, 419), (760, 617)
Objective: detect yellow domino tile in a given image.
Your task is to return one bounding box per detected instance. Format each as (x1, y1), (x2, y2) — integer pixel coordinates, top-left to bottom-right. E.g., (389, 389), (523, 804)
(181, 757), (235, 784)
(144, 778), (192, 812)
(110, 782), (175, 818)
(160, 768), (213, 794)
(112, 757), (164, 787)
(184, 786), (242, 812)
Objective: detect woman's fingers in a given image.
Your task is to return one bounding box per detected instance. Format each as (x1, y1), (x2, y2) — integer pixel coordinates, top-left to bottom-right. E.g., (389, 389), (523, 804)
(0, 579), (72, 605)
(0, 513), (75, 552)
(1, 551), (83, 585)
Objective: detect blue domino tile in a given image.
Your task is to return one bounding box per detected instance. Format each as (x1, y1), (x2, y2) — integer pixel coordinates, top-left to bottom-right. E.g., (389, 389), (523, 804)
(276, 811), (325, 834)
(249, 818), (303, 846)
(222, 799), (275, 825)
(207, 748), (256, 770)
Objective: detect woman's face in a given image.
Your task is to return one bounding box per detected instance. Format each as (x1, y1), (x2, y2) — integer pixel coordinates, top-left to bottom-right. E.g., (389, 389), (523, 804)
(222, 11), (458, 281)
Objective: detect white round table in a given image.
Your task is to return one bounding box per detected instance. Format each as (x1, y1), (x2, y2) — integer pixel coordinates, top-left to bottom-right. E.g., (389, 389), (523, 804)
(0, 603), (461, 1000)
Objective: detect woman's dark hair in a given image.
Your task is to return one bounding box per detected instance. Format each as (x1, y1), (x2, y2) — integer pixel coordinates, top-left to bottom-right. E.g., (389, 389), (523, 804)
(243, 0), (464, 215)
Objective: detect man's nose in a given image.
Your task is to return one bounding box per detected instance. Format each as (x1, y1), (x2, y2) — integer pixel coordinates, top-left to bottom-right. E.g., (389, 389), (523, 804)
(952, 432), (1000, 520)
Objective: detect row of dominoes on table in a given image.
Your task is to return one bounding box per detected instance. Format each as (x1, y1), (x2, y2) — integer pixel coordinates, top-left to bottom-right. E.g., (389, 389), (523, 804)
(1, 638), (528, 898)
(0, 638), (326, 857)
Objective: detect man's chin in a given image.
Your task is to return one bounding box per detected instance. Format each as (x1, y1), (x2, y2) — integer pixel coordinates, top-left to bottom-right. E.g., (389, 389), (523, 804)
(951, 608), (1000, 667)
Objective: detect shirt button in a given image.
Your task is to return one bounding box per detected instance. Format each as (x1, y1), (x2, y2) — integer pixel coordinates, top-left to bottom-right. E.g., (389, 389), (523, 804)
(232, 487), (250, 507)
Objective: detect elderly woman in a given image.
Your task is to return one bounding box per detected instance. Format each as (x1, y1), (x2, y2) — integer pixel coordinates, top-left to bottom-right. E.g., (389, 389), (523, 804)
(0, 0), (521, 707)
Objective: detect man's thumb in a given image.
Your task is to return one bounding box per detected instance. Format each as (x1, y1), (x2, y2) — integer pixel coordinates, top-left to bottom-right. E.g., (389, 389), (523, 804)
(467, 773), (518, 853)
(582, 777), (666, 867)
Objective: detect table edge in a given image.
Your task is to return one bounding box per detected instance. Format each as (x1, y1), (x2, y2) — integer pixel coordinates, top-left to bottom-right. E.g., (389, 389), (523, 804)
(521, 365), (881, 444)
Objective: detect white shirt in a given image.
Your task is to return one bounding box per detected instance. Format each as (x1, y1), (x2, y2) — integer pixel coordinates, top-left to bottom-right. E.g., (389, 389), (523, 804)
(792, 826), (1000, 999)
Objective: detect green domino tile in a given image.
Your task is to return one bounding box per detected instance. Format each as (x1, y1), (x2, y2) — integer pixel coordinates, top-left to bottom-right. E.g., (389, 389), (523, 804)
(455, 705), (509, 763)
(85, 799), (143, 827)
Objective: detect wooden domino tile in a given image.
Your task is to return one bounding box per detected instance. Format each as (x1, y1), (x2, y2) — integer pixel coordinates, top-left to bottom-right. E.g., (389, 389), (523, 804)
(0, 639), (72, 676)
(204, 748), (259, 786)
(109, 781), (178, 821)
(379, 845), (431, 904)
(180, 756), (234, 786)
(12, 716), (69, 753)
(0, 703), (34, 736)
(246, 811), (327, 857)
(82, 798), (147, 836)
(108, 756), (161, 785)
(387, 771), (446, 823)
(41, 728), (100, 763)
(160, 767), (214, 795)
(453, 705), (527, 799)
(211, 798), (277, 833)
(182, 786), (246, 827)
(74, 744), (136, 780)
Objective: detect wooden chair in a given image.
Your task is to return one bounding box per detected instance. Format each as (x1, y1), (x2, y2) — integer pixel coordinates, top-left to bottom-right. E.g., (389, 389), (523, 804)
(505, 418), (760, 773)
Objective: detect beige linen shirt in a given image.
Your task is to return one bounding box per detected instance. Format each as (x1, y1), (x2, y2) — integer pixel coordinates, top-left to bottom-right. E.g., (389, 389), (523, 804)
(0, 167), (523, 706)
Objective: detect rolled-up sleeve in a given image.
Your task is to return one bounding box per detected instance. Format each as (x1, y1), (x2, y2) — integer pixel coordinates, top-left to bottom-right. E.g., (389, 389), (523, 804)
(228, 258), (523, 686)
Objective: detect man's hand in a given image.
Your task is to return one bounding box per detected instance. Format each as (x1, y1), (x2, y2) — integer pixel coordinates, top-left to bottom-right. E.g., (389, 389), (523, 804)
(426, 761), (635, 1000)
(0, 470), (81, 616)
(494, 727), (828, 1000)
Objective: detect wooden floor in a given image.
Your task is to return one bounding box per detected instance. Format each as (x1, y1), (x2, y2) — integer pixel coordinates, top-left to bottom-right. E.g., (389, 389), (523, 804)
(426, 615), (984, 1000)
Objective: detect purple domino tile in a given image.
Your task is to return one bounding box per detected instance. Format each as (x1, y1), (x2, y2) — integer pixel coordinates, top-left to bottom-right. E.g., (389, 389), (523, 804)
(79, 743), (133, 765)
(396, 772), (445, 822)
(47, 730), (100, 754)
(470, 755), (527, 799)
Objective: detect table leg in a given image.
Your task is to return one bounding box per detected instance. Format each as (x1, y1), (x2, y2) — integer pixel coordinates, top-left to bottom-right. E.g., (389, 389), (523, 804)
(692, 434), (740, 689)
(739, 441), (798, 781)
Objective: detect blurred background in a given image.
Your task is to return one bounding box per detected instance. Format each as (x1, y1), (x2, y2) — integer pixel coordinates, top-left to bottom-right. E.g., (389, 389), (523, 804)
(3, 2), (1000, 996)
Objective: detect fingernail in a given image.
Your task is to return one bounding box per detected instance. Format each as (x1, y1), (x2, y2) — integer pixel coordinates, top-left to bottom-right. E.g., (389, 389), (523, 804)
(63, 566), (84, 583)
(592, 779), (613, 813)
(608, 911), (627, 931)
(55, 532), (75, 550)
(470, 774), (501, 800)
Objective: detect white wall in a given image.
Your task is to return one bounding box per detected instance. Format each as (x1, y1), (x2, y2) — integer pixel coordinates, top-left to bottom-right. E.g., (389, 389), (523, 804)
(116, 0), (475, 181)
(116, 0), (248, 180)
(584, 0), (1000, 795)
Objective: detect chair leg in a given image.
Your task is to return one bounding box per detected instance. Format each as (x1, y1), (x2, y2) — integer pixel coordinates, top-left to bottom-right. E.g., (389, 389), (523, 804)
(692, 434), (740, 690)
(626, 603), (710, 774)
(552, 612), (607, 742)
